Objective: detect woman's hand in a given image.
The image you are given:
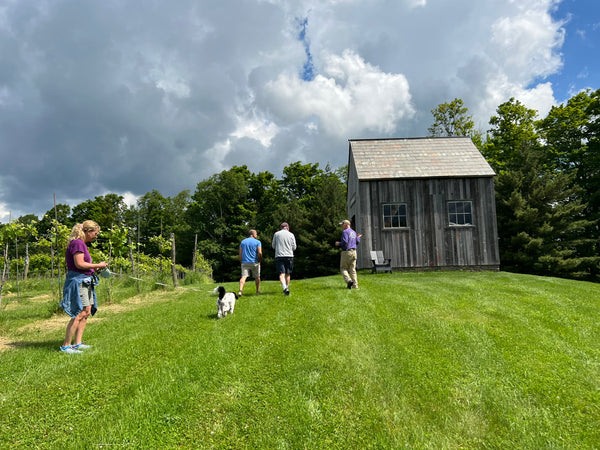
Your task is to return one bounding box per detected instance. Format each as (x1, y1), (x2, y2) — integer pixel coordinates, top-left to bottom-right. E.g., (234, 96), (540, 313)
(73, 253), (109, 271)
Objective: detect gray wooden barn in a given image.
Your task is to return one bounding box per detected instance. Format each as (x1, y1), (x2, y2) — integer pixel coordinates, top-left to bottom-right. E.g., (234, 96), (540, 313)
(347, 137), (500, 271)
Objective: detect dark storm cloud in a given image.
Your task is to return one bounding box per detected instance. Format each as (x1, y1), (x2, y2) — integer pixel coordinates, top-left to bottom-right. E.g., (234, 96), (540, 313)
(0, 0), (567, 222)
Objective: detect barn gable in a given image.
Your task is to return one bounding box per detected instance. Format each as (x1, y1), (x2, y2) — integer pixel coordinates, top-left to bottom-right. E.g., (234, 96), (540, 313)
(347, 137), (500, 271)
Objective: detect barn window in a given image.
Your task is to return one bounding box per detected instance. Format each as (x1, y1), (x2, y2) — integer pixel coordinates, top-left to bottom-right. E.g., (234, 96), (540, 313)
(448, 201), (473, 226)
(383, 203), (408, 228)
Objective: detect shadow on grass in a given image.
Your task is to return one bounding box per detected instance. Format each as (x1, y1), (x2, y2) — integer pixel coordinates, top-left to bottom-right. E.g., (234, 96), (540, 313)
(4, 340), (58, 351)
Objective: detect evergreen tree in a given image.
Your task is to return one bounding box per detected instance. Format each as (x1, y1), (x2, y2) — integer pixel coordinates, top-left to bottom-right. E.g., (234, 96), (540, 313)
(485, 98), (591, 278)
(273, 162), (347, 279)
(302, 165), (348, 277)
(537, 89), (600, 279)
(581, 90), (600, 278)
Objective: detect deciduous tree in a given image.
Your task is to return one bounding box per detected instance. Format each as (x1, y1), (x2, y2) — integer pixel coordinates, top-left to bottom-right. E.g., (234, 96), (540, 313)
(186, 166), (254, 280)
(428, 98), (482, 145)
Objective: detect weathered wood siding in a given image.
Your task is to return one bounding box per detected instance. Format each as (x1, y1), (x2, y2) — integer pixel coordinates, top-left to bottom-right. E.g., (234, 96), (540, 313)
(347, 151), (360, 223)
(352, 177), (499, 270)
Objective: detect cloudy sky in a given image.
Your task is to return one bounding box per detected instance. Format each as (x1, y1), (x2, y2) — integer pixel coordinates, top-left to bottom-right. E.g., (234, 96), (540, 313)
(1, 0), (598, 223)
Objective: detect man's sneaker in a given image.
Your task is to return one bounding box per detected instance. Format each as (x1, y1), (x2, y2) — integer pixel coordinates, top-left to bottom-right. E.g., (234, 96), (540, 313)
(347, 281), (353, 290)
(284, 288), (290, 296)
(238, 291), (243, 297)
(73, 343), (92, 350)
(60, 345), (82, 354)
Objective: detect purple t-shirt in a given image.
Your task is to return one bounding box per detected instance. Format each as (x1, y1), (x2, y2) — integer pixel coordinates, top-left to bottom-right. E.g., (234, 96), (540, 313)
(340, 227), (360, 250)
(66, 239), (93, 275)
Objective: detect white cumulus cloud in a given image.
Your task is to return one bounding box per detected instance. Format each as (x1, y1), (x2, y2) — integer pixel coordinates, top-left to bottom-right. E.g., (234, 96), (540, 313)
(263, 50), (414, 138)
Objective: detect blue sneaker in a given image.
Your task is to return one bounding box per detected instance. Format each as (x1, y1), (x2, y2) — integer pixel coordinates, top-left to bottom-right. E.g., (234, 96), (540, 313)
(60, 345), (82, 354)
(73, 343), (92, 350)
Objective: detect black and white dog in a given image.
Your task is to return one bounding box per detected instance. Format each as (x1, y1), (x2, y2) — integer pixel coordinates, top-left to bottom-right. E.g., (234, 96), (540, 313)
(214, 286), (238, 319)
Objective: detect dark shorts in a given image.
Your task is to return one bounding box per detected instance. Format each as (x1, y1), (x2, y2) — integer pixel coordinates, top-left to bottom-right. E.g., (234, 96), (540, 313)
(275, 257), (294, 274)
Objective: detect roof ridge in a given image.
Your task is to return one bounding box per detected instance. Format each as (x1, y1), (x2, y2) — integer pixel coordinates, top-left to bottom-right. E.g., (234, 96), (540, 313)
(348, 136), (470, 142)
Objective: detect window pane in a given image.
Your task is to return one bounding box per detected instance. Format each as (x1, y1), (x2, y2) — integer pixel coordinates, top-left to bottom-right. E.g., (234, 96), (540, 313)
(448, 201), (473, 226)
(383, 203), (408, 228)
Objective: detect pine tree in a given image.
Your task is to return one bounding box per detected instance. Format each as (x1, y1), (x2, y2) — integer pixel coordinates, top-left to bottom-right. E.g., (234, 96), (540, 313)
(536, 89), (600, 279)
(485, 98), (592, 278)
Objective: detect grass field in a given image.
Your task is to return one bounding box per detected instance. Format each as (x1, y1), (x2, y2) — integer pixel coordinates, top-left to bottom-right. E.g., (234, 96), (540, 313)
(1, 271), (599, 449)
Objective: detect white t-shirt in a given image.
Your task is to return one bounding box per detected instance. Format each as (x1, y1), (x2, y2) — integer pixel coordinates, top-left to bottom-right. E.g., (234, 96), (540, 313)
(272, 229), (297, 258)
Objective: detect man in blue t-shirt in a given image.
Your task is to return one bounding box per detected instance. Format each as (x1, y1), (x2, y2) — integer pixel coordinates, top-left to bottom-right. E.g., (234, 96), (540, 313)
(238, 229), (262, 296)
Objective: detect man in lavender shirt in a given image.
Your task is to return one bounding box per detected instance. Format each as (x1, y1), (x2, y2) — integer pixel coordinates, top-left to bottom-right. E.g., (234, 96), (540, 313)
(335, 219), (362, 289)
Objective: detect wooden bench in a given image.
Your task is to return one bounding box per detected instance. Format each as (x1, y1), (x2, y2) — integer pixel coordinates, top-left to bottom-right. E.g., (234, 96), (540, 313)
(370, 251), (392, 273)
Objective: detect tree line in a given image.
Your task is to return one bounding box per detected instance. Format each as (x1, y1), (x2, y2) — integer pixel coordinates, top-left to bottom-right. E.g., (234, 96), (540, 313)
(2, 89), (599, 282)
(1, 163), (348, 283)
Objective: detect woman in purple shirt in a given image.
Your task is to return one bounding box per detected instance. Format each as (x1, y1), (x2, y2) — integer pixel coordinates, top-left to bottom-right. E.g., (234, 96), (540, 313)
(59, 220), (108, 354)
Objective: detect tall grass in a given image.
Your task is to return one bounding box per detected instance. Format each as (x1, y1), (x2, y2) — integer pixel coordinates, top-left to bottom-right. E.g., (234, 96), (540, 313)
(1, 271), (599, 448)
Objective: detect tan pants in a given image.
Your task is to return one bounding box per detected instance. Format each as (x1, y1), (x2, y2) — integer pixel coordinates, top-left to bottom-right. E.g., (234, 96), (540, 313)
(340, 249), (358, 287)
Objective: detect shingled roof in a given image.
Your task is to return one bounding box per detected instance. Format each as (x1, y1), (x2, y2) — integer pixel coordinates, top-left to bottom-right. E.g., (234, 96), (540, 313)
(349, 137), (495, 180)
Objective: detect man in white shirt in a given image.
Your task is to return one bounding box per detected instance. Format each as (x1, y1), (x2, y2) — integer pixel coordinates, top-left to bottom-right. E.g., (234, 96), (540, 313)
(271, 222), (297, 295)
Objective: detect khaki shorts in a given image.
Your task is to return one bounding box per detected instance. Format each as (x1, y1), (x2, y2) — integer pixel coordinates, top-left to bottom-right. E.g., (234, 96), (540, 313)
(241, 262), (260, 279)
(79, 283), (94, 307)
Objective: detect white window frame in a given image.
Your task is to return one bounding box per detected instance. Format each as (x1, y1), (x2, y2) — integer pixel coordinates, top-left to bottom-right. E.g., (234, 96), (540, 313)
(382, 203), (408, 229)
(448, 200), (473, 226)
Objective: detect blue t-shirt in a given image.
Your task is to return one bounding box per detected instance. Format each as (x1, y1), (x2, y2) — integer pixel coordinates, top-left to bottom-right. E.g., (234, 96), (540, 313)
(240, 237), (262, 263)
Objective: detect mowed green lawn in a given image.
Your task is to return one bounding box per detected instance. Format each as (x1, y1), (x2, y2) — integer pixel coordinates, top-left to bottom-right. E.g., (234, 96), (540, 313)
(1, 271), (599, 449)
